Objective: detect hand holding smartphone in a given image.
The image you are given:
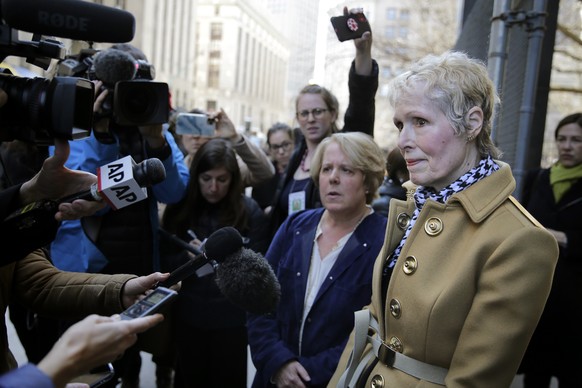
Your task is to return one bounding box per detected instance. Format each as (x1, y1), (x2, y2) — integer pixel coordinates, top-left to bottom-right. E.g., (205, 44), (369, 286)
(330, 12), (371, 42)
(120, 286), (177, 320)
(175, 112), (216, 137)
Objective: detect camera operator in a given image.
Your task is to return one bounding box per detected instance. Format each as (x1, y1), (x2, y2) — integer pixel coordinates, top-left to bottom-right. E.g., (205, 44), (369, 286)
(49, 44), (188, 388)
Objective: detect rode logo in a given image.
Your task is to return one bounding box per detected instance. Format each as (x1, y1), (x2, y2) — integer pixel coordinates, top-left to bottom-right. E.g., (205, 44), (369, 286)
(38, 11), (89, 32)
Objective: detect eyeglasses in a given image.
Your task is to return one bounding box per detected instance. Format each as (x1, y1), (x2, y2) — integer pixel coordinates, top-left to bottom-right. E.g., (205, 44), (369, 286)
(296, 108), (328, 120)
(270, 141), (293, 152)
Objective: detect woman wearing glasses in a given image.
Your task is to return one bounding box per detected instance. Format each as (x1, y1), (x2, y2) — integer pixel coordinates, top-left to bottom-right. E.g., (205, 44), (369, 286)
(252, 122), (296, 213)
(268, 7), (378, 233)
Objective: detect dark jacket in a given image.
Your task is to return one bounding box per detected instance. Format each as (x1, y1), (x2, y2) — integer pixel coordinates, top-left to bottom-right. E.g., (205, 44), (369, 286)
(519, 168), (582, 378)
(248, 208), (387, 388)
(371, 178), (406, 218)
(268, 60), (379, 232)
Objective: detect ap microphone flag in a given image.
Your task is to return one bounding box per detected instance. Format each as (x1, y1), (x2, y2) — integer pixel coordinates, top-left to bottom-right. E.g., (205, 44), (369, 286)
(97, 155), (148, 210)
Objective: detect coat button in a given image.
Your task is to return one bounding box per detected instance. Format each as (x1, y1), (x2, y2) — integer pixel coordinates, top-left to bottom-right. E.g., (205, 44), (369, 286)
(402, 256), (418, 275)
(388, 336), (403, 353)
(370, 374), (384, 388)
(389, 299), (402, 318)
(396, 212), (410, 230)
(424, 217), (443, 236)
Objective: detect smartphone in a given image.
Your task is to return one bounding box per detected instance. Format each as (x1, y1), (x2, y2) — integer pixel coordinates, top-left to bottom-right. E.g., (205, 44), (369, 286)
(69, 363), (115, 388)
(330, 12), (371, 42)
(175, 112), (216, 137)
(120, 287), (177, 320)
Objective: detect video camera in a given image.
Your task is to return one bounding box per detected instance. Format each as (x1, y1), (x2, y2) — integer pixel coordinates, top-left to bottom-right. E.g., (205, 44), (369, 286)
(58, 46), (169, 127)
(0, 0), (137, 145)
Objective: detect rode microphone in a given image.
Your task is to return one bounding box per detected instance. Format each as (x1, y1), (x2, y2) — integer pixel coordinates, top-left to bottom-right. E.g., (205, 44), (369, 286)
(1, 0), (136, 43)
(59, 156), (166, 210)
(158, 227), (244, 288)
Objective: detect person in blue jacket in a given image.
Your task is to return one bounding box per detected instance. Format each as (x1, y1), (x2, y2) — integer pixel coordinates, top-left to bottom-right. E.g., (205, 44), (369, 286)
(247, 132), (387, 388)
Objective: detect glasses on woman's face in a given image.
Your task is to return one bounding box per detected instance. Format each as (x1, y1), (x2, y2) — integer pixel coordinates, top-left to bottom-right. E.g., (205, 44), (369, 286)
(296, 108), (328, 121)
(270, 141), (293, 152)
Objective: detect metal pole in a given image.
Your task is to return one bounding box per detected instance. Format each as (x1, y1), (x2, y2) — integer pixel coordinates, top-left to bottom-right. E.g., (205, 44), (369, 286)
(487, 0), (511, 143)
(513, 0), (548, 199)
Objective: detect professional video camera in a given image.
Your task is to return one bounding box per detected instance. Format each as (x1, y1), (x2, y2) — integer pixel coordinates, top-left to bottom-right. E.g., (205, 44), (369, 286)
(58, 46), (169, 127)
(0, 0), (136, 144)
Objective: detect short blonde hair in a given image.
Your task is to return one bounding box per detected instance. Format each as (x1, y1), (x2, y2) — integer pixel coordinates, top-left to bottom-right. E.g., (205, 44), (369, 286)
(311, 132), (385, 204)
(388, 51), (502, 159)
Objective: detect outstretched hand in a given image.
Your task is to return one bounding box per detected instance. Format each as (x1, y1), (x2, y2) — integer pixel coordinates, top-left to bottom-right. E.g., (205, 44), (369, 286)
(344, 6), (373, 75)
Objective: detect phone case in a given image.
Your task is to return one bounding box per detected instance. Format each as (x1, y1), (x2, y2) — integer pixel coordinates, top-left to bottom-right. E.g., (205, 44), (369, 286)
(330, 13), (371, 42)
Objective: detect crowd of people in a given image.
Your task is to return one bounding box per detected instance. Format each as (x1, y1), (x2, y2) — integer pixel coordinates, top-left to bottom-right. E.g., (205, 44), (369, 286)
(0, 4), (575, 388)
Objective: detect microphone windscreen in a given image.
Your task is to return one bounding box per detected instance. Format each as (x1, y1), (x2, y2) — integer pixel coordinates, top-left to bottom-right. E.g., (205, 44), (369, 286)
(92, 49), (137, 86)
(205, 227), (244, 262)
(2, 0), (135, 43)
(215, 248), (281, 315)
(133, 158), (166, 187)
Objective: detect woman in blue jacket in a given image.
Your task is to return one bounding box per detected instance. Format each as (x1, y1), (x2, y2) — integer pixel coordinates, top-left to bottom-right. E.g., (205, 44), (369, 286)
(248, 132), (387, 388)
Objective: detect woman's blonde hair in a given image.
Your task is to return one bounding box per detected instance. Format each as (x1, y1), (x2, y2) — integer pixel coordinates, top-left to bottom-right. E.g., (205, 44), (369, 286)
(388, 51), (502, 158)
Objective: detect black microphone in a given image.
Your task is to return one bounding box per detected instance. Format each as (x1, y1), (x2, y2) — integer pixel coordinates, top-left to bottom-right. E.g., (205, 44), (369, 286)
(92, 49), (137, 87)
(158, 227), (244, 288)
(1, 0), (135, 43)
(215, 248), (281, 315)
(58, 157), (166, 205)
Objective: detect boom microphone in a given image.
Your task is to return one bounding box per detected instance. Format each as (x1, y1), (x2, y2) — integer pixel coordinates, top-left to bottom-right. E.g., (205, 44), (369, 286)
(92, 49), (138, 87)
(158, 227), (244, 288)
(58, 157), (166, 209)
(215, 248), (281, 315)
(1, 0), (135, 43)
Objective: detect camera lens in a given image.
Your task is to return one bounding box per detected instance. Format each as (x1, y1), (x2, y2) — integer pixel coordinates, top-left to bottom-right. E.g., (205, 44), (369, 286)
(113, 80), (169, 126)
(0, 72), (94, 144)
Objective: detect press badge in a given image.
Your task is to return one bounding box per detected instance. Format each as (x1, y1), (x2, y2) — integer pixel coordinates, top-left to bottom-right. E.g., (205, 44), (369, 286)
(288, 191), (306, 215)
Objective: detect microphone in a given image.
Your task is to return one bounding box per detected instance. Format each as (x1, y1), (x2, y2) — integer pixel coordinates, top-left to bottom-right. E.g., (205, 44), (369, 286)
(92, 49), (138, 87)
(158, 227), (244, 288)
(1, 0), (135, 43)
(58, 156), (166, 210)
(215, 248), (281, 315)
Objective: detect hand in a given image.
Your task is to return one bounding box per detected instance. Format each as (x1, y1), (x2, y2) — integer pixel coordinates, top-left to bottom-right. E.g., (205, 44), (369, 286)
(121, 272), (171, 308)
(92, 81), (111, 135)
(344, 6), (373, 75)
(19, 140), (98, 205)
(273, 360), (310, 388)
(55, 200), (106, 222)
(38, 314), (163, 388)
(139, 124), (166, 149)
(210, 109), (241, 143)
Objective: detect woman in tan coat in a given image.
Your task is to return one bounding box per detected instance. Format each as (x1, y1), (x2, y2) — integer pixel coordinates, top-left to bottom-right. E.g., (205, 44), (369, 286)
(330, 51), (559, 388)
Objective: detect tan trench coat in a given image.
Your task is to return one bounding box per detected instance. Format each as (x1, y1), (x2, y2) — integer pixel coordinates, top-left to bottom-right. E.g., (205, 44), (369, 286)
(330, 162), (559, 388)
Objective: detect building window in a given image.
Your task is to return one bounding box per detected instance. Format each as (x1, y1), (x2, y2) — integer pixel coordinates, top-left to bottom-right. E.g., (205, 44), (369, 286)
(210, 23), (222, 41)
(399, 27), (408, 39)
(385, 26), (396, 39)
(208, 64), (220, 88)
(207, 100), (217, 112)
(400, 9), (410, 20)
(386, 8), (397, 20)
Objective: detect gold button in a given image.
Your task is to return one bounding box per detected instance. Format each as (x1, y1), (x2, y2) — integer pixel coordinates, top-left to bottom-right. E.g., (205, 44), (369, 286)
(370, 374), (384, 388)
(396, 212), (410, 230)
(388, 336), (403, 353)
(424, 217), (443, 236)
(402, 256), (418, 275)
(389, 299), (402, 318)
